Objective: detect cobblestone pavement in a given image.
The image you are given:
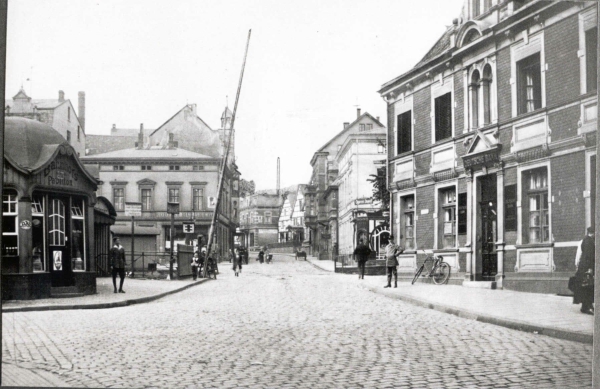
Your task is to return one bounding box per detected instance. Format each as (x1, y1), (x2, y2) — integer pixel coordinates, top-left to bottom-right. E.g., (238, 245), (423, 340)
(2, 255), (593, 388)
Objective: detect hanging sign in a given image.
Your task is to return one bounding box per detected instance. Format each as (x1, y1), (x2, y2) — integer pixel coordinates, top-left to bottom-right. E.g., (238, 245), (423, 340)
(20, 220), (32, 230)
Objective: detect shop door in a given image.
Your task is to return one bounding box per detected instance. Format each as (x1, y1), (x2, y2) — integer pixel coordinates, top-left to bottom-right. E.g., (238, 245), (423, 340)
(479, 175), (497, 281)
(49, 196), (73, 287)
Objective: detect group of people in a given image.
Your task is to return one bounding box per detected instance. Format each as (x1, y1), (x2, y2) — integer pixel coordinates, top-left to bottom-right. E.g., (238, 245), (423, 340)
(353, 235), (403, 288)
(257, 247), (272, 264)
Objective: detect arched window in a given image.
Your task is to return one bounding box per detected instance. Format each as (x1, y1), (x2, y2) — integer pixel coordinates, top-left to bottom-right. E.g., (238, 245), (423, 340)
(482, 65), (493, 125)
(470, 70), (481, 130)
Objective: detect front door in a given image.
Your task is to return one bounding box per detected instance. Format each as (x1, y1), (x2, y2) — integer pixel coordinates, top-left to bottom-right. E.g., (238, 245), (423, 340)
(479, 175), (497, 281)
(49, 196), (73, 287)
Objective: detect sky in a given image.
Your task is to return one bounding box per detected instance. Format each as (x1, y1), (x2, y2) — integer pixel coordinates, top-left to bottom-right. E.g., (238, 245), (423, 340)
(5, 0), (465, 190)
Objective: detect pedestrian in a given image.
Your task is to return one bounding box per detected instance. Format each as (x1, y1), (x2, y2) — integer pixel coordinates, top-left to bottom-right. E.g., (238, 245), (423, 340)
(354, 238), (372, 280)
(199, 247), (207, 278)
(384, 235), (403, 288)
(258, 248), (265, 264)
(233, 249), (243, 277)
(191, 251), (200, 281)
(110, 237), (126, 293)
(573, 226), (595, 314)
(265, 247), (272, 264)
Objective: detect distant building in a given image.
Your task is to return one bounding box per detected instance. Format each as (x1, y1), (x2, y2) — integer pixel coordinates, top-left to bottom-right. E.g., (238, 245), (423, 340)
(5, 88), (86, 157)
(239, 192), (282, 249)
(82, 105), (240, 262)
(304, 109), (386, 260)
(277, 185), (307, 245)
(85, 124), (154, 156)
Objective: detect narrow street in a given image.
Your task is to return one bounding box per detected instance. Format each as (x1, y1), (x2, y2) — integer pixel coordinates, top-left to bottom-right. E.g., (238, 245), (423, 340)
(2, 254), (593, 388)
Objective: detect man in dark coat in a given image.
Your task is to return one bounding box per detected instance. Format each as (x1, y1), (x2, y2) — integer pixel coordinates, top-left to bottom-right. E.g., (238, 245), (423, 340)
(354, 239), (371, 280)
(574, 226), (595, 314)
(110, 237), (126, 293)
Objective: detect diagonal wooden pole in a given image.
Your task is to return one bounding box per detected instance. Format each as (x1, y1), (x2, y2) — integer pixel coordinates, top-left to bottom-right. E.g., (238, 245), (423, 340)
(205, 30), (251, 276)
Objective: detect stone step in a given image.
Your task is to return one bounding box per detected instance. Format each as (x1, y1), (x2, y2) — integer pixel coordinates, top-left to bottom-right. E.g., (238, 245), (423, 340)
(463, 280), (497, 289)
(50, 286), (83, 298)
(50, 293), (84, 299)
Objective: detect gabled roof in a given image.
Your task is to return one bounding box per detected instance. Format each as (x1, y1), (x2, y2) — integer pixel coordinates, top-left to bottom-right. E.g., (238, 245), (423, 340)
(316, 112), (385, 154)
(149, 104), (213, 137)
(413, 26), (457, 69)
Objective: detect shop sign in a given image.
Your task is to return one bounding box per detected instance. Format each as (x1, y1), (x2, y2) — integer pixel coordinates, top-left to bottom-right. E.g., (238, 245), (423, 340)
(462, 146), (501, 170)
(125, 202), (142, 217)
(53, 251), (62, 271)
(183, 223), (195, 233)
(19, 220), (32, 230)
(44, 157), (79, 187)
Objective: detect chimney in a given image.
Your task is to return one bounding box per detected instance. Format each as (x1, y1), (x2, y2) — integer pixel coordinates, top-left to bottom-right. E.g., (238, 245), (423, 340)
(58, 90), (65, 102)
(137, 123), (144, 149)
(111, 124), (117, 134)
(376, 116), (380, 122)
(78, 91), (86, 131)
(357, 108), (361, 118)
(343, 122), (349, 130)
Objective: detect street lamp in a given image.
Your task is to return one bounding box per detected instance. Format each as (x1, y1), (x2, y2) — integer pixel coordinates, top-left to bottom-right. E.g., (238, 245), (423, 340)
(167, 202), (180, 280)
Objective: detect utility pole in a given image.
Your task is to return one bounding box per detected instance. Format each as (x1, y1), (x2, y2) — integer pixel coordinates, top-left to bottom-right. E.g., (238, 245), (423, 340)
(205, 30), (251, 271)
(593, 3), (600, 387)
(167, 202), (179, 280)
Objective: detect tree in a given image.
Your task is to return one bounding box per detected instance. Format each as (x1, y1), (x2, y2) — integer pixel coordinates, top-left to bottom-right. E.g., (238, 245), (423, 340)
(240, 179), (255, 197)
(367, 166), (389, 210)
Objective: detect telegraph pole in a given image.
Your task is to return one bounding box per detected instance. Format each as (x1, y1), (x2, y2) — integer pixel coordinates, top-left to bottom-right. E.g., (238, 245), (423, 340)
(205, 30), (251, 273)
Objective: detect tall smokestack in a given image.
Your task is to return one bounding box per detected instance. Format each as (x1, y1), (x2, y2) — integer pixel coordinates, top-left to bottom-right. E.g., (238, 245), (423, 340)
(277, 157), (280, 196)
(78, 91), (86, 131)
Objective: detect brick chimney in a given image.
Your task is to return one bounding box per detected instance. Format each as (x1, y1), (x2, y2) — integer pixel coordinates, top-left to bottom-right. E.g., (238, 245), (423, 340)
(137, 123), (144, 149)
(357, 108), (361, 118)
(58, 90), (65, 102)
(343, 122), (349, 130)
(78, 92), (85, 131)
(111, 124), (117, 134)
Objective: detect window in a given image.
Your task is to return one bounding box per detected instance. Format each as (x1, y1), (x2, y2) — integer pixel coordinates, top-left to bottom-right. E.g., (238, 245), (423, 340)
(435, 92), (452, 142)
(367, 124), (373, 131)
(192, 165), (205, 171)
(505, 184), (517, 231)
(265, 212), (272, 223)
(2, 190), (18, 256)
(523, 168), (549, 244)
(68, 107), (71, 121)
(517, 53), (542, 114)
(77, 126), (81, 141)
(586, 27), (597, 93)
(378, 144), (385, 154)
(141, 189), (152, 211)
(49, 198), (66, 246)
(470, 71), (480, 129)
(67, 130), (71, 143)
(71, 198), (86, 271)
(169, 165), (180, 171)
(113, 165), (124, 171)
(359, 124), (365, 131)
(397, 110), (412, 154)
(440, 188), (456, 248)
(402, 195), (415, 250)
(113, 188), (124, 211)
(141, 165), (152, 171)
(192, 188), (204, 211)
(168, 188), (180, 203)
(482, 65), (492, 125)
(458, 193), (467, 235)
(32, 195), (45, 271)
(472, 0), (480, 18)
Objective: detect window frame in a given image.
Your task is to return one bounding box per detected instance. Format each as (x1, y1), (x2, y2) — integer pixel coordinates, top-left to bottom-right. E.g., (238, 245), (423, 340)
(439, 187), (457, 249)
(400, 193), (416, 250)
(2, 189), (19, 256)
(511, 32), (545, 118)
(579, 6), (598, 95)
(70, 197), (86, 271)
(113, 187), (125, 211)
(517, 163), (551, 246)
(430, 76), (454, 144)
(516, 53), (542, 115)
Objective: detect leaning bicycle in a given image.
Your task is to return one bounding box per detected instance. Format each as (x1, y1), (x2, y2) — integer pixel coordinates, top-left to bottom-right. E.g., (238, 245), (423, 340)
(412, 252), (451, 285)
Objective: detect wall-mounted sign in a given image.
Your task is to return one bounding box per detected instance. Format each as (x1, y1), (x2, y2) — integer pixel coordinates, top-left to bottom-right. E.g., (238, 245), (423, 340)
(183, 223), (195, 233)
(19, 220), (32, 230)
(53, 251), (63, 271)
(125, 202), (142, 217)
(208, 197), (217, 208)
(44, 156), (79, 187)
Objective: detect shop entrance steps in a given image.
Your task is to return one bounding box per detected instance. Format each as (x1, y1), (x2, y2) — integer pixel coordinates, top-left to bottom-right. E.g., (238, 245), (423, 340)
(50, 286), (84, 298)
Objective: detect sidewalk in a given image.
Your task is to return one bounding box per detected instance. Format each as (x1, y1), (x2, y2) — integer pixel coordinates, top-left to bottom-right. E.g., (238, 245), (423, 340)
(1, 276), (208, 313)
(305, 256), (594, 344)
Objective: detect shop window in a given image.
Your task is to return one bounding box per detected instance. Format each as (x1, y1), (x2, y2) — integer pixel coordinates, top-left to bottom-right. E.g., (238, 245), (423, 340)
(2, 190), (18, 256)
(435, 92), (452, 142)
(517, 53), (542, 115)
(585, 27), (597, 93)
(49, 199), (66, 246)
(401, 195), (415, 250)
(141, 189), (152, 211)
(71, 198), (85, 271)
(192, 188), (204, 211)
(113, 188), (125, 211)
(32, 195), (45, 271)
(397, 110), (412, 154)
(168, 188), (180, 204)
(440, 188), (456, 248)
(458, 193), (467, 235)
(522, 168), (549, 243)
(505, 184), (517, 231)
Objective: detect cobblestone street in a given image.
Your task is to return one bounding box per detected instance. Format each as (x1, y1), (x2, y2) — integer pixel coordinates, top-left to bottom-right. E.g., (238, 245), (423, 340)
(2, 254), (593, 388)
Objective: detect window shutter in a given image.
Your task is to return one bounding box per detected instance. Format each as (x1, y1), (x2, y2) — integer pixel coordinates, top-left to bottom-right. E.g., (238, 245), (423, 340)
(505, 184), (517, 232)
(435, 93), (452, 141)
(397, 111), (412, 154)
(458, 192), (467, 235)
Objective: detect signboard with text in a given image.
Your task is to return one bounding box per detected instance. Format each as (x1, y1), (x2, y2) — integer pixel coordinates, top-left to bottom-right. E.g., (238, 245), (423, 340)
(125, 202), (142, 217)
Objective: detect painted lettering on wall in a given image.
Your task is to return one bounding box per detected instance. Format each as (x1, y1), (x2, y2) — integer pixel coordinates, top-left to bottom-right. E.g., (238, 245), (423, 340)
(44, 158), (79, 187)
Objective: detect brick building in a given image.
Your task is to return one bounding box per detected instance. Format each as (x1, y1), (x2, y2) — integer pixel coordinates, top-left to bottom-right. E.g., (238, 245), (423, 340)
(379, 0), (598, 293)
(304, 110), (386, 261)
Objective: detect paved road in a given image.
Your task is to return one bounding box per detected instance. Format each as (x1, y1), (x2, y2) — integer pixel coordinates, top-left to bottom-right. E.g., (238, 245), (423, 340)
(2, 254), (593, 388)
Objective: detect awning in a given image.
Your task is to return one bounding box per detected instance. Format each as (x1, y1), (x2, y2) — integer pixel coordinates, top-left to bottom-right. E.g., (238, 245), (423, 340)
(111, 225), (161, 235)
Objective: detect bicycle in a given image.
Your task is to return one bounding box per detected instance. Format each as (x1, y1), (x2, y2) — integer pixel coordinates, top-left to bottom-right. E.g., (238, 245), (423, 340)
(411, 252), (451, 285)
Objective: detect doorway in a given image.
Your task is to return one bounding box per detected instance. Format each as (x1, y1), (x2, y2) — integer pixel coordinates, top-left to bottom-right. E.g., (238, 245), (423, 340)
(478, 174), (497, 281)
(49, 195), (74, 287)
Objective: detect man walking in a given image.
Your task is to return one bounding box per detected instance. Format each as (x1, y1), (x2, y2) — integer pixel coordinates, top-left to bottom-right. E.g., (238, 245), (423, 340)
(110, 237), (126, 293)
(574, 226), (595, 314)
(354, 239), (371, 280)
(384, 235), (403, 288)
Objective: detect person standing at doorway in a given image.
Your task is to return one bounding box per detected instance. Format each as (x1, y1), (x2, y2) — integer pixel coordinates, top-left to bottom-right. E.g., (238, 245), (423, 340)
(574, 227), (595, 314)
(354, 239), (371, 280)
(384, 235), (403, 288)
(110, 237), (126, 293)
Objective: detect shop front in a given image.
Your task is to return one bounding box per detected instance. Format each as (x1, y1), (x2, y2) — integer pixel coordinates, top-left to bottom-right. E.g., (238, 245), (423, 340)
(2, 117), (99, 300)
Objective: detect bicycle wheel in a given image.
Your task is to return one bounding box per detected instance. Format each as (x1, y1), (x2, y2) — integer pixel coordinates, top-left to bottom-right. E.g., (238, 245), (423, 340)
(432, 262), (451, 285)
(412, 265), (425, 285)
